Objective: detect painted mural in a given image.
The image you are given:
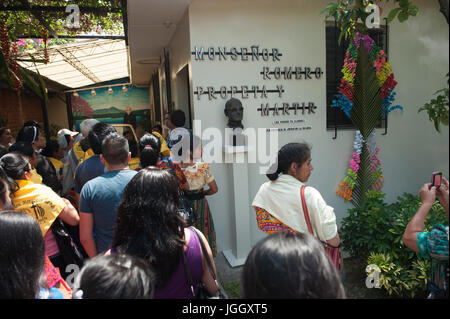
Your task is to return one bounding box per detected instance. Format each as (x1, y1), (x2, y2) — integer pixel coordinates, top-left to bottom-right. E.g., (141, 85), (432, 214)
(71, 85), (151, 131)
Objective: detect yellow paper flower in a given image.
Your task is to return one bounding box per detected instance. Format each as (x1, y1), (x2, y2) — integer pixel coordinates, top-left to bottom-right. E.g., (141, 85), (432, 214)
(377, 62), (392, 86)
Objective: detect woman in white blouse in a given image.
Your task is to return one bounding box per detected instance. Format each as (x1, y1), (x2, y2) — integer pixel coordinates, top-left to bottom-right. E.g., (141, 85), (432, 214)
(252, 143), (340, 247)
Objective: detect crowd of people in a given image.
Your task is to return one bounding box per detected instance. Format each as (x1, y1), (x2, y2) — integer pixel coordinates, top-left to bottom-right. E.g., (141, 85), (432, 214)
(0, 110), (448, 299)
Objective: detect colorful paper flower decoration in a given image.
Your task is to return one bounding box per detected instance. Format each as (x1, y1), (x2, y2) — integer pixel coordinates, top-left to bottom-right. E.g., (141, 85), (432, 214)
(331, 33), (403, 117)
(337, 131), (384, 201)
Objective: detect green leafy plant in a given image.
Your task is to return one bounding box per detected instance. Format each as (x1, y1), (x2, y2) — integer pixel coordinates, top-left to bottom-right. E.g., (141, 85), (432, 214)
(367, 252), (430, 298)
(341, 191), (391, 257)
(342, 192), (446, 260)
(1, 1), (124, 97)
(1, 21), (48, 100)
(321, 0), (419, 44)
(342, 192), (447, 297)
(418, 73), (449, 133)
(1, 0), (124, 40)
(47, 123), (62, 140)
(386, 0), (420, 23)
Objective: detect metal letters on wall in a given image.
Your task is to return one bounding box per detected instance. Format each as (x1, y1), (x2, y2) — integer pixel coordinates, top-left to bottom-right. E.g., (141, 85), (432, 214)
(192, 44), (322, 131)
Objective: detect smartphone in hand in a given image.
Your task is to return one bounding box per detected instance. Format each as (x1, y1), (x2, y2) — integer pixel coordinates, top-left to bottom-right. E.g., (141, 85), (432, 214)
(431, 171), (442, 189)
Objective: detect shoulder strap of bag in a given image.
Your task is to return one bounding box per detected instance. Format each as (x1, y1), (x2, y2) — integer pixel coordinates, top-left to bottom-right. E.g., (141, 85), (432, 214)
(181, 227), (218, 297)
(300, 185), (314, 236)
(181, 246), (196, 297)
(190, 227), (218, 285)
(190, 227), (228, 299)
(300, 186), (342, 249)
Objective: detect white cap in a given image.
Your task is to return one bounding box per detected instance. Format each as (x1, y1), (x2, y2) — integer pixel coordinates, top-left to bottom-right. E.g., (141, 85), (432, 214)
(57, 128), (78, 148)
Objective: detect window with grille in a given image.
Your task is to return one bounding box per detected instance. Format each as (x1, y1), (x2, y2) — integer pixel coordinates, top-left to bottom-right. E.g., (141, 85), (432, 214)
(325, 22), (388, 130)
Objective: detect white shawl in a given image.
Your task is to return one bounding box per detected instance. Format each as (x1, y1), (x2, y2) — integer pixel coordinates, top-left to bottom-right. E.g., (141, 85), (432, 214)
(252, 174), (337, 241)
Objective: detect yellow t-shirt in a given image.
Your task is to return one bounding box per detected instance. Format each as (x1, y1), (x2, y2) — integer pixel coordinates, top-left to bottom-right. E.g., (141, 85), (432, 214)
(72, 138), (94, 167)
(31, 168), (43, 184)
(12, 179), (66, 236)
(152, 131), (171, 158)
(48, 157), (63, 171)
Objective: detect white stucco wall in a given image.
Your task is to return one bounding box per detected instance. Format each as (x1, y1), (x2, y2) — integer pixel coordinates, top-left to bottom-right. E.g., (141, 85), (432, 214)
(168, 8), (193, 124)
(170, 0), (449, 256)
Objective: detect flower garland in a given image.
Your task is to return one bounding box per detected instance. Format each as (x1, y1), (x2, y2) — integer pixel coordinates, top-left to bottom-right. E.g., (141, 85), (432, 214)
(1, 21), (9, 61)
(331, 33), (403, 118)
(370, 147), (384, 192)
(1, 20), (22, 92)
(10, 41), (21, 91)
(337, 151), (360, 201)
(42, 28), (49, 64)
(336, 130), (384, 201)
(332, 94), (353, 118)
(334, 33), (399, 202)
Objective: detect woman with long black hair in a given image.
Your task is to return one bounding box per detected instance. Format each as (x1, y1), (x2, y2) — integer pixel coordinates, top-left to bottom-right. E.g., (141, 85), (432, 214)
(0, 210), (65, 299)
(110, 167), (218, 298)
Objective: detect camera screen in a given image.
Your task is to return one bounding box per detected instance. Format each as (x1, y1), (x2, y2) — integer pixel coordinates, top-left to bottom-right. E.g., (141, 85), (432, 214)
(434, 174), (441, 186)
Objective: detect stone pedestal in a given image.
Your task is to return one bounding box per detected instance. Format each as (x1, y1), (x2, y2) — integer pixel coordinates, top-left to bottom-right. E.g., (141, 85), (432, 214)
(221, 144), (253, 267)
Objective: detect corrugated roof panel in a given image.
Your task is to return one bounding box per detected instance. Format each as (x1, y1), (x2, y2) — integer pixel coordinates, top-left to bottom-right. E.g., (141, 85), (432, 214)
(17, 39), (129, 89)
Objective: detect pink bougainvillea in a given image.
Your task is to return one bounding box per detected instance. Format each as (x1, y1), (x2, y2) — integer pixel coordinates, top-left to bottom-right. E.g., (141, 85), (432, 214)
(72, 96), (94, 118)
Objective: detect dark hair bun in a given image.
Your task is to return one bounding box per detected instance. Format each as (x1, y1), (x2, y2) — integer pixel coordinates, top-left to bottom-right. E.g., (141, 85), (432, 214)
(139, 134), (161, 168)
(266, 161), (280, 181)
(265, 143), (311, 181)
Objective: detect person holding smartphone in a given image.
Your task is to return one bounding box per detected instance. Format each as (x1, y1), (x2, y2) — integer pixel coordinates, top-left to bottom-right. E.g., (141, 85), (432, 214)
(403, 175), (449, 299)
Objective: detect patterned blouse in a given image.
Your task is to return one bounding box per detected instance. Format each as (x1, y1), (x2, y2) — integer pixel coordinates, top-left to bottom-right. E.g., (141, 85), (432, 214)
(182, 162), (215, 191)
(417, 224), (449, 299)
(157, 158), (187, 189)
(44, 255), (63, 288)
(254, 206), (297, 234)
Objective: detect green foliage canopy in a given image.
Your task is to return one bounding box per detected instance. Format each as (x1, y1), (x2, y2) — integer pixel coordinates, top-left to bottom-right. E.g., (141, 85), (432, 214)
(321, 0), (419, 44)
(0, 0), (124, 41)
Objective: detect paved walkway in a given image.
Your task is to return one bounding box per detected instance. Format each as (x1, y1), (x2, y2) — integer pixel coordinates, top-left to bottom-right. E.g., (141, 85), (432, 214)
(214, 251), (243, 285)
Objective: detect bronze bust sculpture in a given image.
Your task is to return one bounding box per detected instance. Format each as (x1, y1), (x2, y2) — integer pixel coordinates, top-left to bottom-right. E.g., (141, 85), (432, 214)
(224, 98), (245, 146)
(224, 98), (244, 130)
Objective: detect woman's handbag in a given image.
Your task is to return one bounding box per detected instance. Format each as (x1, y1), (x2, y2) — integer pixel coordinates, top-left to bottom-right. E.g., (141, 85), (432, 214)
(166, 159), (197, 226)
(300, 185), (344, 282)
(181, 227), (228, 299)
(50, 218), (84, 268)
(178, 190), (196, 226)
